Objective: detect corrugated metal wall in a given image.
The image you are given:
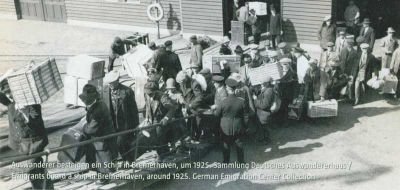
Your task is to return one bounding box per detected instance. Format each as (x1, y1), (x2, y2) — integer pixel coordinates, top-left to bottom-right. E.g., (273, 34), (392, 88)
(282, 0), (332, 44)
(0, 0), (17, 16)
(65, 0), (182, 30)
(180, 0), (223, 36)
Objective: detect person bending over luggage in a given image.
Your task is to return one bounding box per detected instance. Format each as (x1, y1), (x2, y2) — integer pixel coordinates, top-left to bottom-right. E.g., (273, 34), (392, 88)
(108, 36), (137, 72)
(79, 84), (118, 185)
(326, 60), (349, 99)
(304, 59), (328, 101)
(0, 89), (54, 189)
(103, 70), (140, 162)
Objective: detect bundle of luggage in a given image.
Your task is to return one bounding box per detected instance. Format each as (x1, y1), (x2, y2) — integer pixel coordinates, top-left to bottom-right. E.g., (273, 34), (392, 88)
(288, 95), (339, 119)
(367, 68), (398, 94)
(64, 54), (105, 107)
(7, 58), (63, 107)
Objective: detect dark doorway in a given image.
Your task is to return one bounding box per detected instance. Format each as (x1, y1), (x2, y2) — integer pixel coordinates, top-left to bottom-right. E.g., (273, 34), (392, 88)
(223, 0), (235, 36)
(335, 0), (400, 38)
(17, 0), (67, 22)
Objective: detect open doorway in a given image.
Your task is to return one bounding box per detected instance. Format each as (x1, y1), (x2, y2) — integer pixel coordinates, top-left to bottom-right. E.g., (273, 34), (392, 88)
(335, 0), (400, 38)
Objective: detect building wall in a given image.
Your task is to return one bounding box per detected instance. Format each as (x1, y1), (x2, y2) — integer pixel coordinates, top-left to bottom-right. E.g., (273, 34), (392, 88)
(0, 0), (17, 19)
(65, 0), (182, 34)
(282, 0), (332, 44)
(180, 0), (223, 37)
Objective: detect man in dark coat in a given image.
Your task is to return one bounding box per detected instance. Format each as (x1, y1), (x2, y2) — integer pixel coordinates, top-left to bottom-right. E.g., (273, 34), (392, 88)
(103, 70), (139, 162)
(157, 40), (182, 82)
(253, 76), (274, 143)
(277, 58), (297, 123)
(267, 5), (283, 49)
(247, 9), (262, 44)
(358, 18), (375, 50)
(339, 38), (358, 100)
(214, 78), (248, 163)
(0, 90), (53, 189)
(318, 15), (336, 50)
(326, 60), (349, 99)
(108, 37), (137, 72)
(352, 43), (377, 105)
(79, 84), (118, 184)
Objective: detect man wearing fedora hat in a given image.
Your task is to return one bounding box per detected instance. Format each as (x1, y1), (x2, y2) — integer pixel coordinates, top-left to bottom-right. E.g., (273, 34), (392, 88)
(214, 78), (248, 163)
(79, 84), (118, 184)
(103, 70), (139, 162)
(380, 27), (398, 69)
(157, 40), (182, 83)
(358, 18), (375, 50)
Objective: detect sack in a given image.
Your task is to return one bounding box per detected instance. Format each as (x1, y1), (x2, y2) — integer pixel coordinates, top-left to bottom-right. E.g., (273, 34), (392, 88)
(367, 76), (383, 90)
(270, 89), (281, 113)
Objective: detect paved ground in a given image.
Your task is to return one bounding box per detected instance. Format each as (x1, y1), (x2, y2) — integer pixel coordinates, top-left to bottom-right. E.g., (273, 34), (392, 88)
(0, 19), (399, 190)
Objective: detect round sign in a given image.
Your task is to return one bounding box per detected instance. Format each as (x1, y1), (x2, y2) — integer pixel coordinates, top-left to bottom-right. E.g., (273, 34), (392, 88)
(147, 3), (164, 22)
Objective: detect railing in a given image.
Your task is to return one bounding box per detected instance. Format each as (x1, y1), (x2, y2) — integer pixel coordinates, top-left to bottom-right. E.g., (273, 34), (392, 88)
(0, 115), (195, 168)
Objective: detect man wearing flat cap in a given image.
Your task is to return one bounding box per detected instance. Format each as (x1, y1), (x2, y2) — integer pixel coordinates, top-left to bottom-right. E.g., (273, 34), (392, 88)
(325, 60), (349, 99)
(214, 78), (248, 163)
(352, 43), (377, 105)
(79, 84), (117, 184)
(103, 70), (139, 162)
(157, 40), (182, 83)
(190, 35), (203, 69)
(253, 76), (274, 143)
(277, 58), (297, 122)
(358, 18), (375, 50)
(319, 42), (338, 72)
(143, 80), (179, 160)
(335, 31), (348, 55)
(339, 37), (358, 100)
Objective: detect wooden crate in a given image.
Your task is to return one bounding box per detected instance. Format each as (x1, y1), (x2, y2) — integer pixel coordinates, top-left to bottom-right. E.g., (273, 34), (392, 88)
(248, 63), (283, 85)
(7, 58), (63, 107)
(307, 99), (338, 118)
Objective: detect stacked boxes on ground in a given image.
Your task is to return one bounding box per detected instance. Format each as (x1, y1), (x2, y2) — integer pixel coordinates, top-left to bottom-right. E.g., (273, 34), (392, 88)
(64, 55), (105, 107)
(7, 58), (63, 107)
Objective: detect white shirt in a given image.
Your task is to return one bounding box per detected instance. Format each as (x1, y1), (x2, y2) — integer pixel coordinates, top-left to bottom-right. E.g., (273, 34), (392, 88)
(297, 55), (309, 84)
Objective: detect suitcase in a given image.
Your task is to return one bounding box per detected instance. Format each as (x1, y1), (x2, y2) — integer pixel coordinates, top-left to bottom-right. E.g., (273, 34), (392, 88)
(307, 99), (338, 118)
(7, 58), (63, 107)
(58, 118), (87, 163)
(66, 55), (105, 80)
(381, 75), (398, 94)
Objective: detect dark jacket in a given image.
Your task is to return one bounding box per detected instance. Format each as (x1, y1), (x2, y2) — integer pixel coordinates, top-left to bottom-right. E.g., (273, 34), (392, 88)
(340, 47), (358, 75)
(103, 84), (139, 158)
(304, 67), (328, 101)
(326, 67), (348, 98)
(359, 27), (375, 49)
(0, 97), (48, 154)
(318, 23), (337, 49)
(84, 100), (117, 151)
(145, 91), (177, 123)
(214, 94), (247, 136)
(352, 52), (377, 82)
(158, 50), (182, 81)
(254, 86), (274, 124)
(214, 86), (228, 106)
(268, 13), (282, 35)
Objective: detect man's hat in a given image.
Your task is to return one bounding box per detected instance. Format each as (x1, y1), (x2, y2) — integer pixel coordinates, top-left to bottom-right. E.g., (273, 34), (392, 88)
(190, 64), (200, 68)
(190, 35), (197, 40)
(234, 45), (243, 53)
(199, 68), (211, 75)
(294, 47), (304, 53)
(144, 81), (159, 94)
(104, 70), (120, 84)
(164, 40), (173, 46)
(339, 31), (346, 35)
(212, 75), (225, 82)
(229, 73), (243, 83)
(327, 42), (335, 47)
(324, 15), (332, 21)
(148, 42), (157, 50)
(387, 27), (396, 33)
(165, 78), (176, 89)
(278, 42), (287, 49)
(362, 18), (371, 24)
(79, 84), (99, 102)
(176, 70), (187, 83)
(360, 43), (370, 49)
(279, 58), (292, 63)
(268, 51), (278, 58)
(225, 78), (239, 88)
(249, 9), (256, 14)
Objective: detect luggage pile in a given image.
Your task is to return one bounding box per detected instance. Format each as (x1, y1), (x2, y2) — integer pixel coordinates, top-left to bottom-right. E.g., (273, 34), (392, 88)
(7, 58), (63, 107)
(64, 54), (105, 107)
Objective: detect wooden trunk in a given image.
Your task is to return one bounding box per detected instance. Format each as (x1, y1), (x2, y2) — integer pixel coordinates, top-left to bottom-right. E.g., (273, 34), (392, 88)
(307, 99), (338, 118)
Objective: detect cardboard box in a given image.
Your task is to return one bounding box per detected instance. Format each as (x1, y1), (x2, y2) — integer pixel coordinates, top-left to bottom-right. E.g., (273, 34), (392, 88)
(7, 58), (63, 107)
(66, 54), (105, 79)
(307, 99), (338, 118)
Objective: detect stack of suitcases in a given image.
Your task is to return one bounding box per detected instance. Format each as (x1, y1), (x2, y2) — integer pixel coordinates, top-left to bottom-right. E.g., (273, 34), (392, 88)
(7, 58), (63, 107)
(64, 54), (105, 107)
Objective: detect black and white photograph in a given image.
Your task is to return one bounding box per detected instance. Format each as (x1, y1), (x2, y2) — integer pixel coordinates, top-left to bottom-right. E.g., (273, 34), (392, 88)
(0, 0), (399, 189)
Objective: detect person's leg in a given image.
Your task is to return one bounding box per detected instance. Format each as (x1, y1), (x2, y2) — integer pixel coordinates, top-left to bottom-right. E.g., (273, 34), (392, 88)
(354, 79), (361, 105)
(271, 35), (277, 49)
(222, 134), (231, 163)
(234, 136), (244, 163)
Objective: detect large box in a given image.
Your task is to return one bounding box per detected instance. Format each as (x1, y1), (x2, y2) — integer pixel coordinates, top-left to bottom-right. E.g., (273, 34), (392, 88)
(66, 54), (105, 79)
(123, 44), (153, 79)
(203, 55), (241, 74)
(7, 58), (63, 107)
(248, 2), (267, 15)
(63, 75), (103, 107)
(307, 99), (338, 118)
(248, 63), (283, 85)
(381, 75), (398, 94)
